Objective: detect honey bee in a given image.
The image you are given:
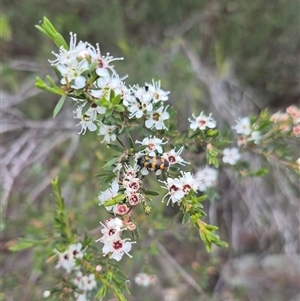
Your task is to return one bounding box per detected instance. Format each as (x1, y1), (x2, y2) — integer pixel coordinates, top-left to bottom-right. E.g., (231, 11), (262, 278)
(137, 155), (169, 172)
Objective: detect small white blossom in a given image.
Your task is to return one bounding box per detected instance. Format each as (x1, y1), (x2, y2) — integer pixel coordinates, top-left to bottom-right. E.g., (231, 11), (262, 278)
(189, 112), (216, 131)
(75, 106), (98, 135)
(87, 43), (124, 76)
(160, 177), (185, 205)
(98, 180), (119, 211)
(49, 32), (87, 66)
(135, 136), (167, 155)
(248, 131), (262, 144)
(57, 59), (89, 89)
(222, 147), (241, 165)
(162, 147), (189, 167)
(195, 166), (218, 192)
(145, 79), (170, 103)
(55, 243), (83, 273)
(102, 237), (135, 261)
(124, 86), (153, 119)
(98, 123), (117, 143)
(135, 273), (157, 287)
(232, 117), (251, 135)
(145, 106), (169, 130)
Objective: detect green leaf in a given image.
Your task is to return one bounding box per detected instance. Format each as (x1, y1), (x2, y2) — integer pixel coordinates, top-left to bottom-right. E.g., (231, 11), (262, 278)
(35, 76), (64, 95)
(182, 212), (190, 224)
(54, 32), (68, 50)
(81, 101), (91, 116)
(104, 194), (126, 207)
(196, 195), (207, 202)
(249, 168), (268, 177)
(107, 144), (124, 153)
(143, 190), (159, 196)
(53, 95), (67, 118)
(9, 238), (49, 251)
(114, 105), (125, 112)
(112, 94), (121, 105)
(116, 137), (126, 149)
(206, 129), (219, 138)
(125, 128), (135, 150)
(102, 157), (119, 169)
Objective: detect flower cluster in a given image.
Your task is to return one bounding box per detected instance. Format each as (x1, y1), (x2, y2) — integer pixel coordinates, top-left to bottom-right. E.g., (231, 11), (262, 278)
(95, 217), (136, 261)
(134, 273), (158, 287)
(50, 32), (171, 139)
(271, 105), (300, 136)
(123, 81), (170, 130)
(232, 116), (262, 144)
(73, 271), (97, 301)
(55, 243), (84, 273)
(160, 171), (199, 205)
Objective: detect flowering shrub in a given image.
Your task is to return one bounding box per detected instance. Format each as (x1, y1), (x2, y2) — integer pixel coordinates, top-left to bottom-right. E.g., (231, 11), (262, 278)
(10, 17), (299, 301)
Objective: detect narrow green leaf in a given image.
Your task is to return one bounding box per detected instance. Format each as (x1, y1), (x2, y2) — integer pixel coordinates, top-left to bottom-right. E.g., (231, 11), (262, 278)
(35, 25), (48, 35)
(112, 94), (121, 105)
(107, 144), (124, 153)
(125, 128), (135, 150)
(143, 190), (159, 196)
(114, 105), (125, 112)
(81, 101), (91, 115)
(116, 137), (126, 149)
(42, 16), (57, 36)
(54, 32), (68, 49)
(102, 157), (119, 169)
(53, 95), (67, 118)
(182, 212), (190, 224)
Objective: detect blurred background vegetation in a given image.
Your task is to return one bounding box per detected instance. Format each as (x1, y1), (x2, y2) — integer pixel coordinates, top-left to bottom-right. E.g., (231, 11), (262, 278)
(2, 1), (299, 301)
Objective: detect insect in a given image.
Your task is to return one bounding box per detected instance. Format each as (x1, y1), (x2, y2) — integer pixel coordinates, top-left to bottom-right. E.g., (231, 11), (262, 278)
(137, 155), (169, 172)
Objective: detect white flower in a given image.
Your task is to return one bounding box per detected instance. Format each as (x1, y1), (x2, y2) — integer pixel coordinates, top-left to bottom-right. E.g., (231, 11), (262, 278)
(87, 43), (124, 76)
(55, 249), (75, 273)
(68, 243), (84, 259)
(222, 147), (241, 165)
(103, 237), (135, 261)
(57, 59), (89, 89)
(162, 147), (189, 166)
(75, 105), (98, 135)
(94, 73), (126, 100)
(49, 32), (87, 66)
(76, 115), (98, 134)
(135, 273), (158, 287)
(179, 171), (198, 195)
(145, 79), (170, 103)
(249, 131), (261, 144)
(195, 166), (218, 192)
(160, 177), (185, 205)
(124, 86), (153, 119)
(54, 243), (84, 273)
(135, 136), (167, 156)
(98, 180), (119, 211)
(145, 105), (169, 130)
(232, 117), (251, 135)
(85, 103), (106, 119)
(189, 112), (216, 131)
(73, 271), (97, 292)
(98, 123), (117, 143)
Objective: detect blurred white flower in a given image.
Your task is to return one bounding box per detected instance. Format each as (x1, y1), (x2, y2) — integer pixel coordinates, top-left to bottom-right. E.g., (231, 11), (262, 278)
(222, 147), (241, 165)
